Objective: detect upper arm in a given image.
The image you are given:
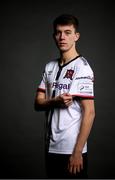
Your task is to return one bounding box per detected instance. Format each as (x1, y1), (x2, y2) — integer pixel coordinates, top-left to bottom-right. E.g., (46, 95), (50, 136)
(80, 99), (95, 115)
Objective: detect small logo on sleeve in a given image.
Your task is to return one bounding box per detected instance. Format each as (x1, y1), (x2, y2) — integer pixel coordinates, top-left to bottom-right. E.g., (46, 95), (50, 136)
(63, 69), (74, 80)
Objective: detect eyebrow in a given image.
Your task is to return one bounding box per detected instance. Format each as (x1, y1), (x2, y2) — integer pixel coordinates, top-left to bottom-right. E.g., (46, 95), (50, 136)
(56, 29), (72, 33)
(64, 30), (72, 32)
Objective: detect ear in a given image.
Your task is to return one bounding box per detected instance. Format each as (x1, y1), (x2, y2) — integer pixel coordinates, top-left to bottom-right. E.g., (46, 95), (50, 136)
(75, 32), (80, 42)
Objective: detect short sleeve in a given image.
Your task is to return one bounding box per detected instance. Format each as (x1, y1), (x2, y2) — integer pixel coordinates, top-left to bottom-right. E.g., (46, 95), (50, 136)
(69, 62), (94, 98)
(37, 69), (47, 93)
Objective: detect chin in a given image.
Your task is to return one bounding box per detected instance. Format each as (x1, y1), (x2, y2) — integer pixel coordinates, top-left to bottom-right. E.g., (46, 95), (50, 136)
(59, 47), (69, 52)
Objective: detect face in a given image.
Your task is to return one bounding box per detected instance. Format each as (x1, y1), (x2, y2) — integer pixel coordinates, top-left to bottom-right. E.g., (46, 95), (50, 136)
(54, 24), (80, 52)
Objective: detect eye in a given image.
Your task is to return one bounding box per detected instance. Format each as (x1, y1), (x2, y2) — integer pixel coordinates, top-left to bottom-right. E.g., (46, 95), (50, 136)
(65, 31), (72, 35)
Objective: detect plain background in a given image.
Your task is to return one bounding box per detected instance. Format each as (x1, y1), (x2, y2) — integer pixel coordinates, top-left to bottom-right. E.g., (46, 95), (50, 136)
(0, 0), (115, 178)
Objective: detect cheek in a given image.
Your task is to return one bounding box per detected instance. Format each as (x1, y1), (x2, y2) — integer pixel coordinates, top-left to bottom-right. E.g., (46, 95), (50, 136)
(68, 37), (76, 43)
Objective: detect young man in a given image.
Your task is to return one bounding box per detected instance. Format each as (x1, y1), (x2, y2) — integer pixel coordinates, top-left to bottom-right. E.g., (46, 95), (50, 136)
(35, 14), (95, 178)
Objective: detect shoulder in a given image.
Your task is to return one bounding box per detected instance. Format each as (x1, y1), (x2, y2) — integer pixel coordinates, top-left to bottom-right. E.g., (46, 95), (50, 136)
(76, 56), (90, 66)
(44, 59), (58, 71)
(76, 56), (94, 75)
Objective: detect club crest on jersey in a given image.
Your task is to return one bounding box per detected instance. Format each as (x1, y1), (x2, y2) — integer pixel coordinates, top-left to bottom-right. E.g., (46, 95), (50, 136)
(63, 69), (74, 80)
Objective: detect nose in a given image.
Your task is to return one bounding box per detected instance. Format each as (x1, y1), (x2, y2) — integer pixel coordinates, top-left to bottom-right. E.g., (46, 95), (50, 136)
(59, 32), (65, 40)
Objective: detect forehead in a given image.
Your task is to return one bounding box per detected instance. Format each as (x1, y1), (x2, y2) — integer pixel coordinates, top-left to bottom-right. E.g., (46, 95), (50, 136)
(56, 24), (75, 31)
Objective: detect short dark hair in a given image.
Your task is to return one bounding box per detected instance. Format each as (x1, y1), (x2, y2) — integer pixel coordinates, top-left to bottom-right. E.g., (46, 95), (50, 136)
(53, 14), (79, 33)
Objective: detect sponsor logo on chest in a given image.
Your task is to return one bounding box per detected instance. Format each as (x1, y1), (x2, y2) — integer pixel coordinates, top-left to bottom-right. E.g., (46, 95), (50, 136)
(52, 82), (70, 90)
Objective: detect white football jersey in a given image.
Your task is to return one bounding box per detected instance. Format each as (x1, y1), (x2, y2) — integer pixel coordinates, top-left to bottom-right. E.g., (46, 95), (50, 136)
(37, 55), (94, 154)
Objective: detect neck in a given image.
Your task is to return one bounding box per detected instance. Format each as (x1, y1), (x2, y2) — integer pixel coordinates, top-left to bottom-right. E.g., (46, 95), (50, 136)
(60, 48), (80, 65)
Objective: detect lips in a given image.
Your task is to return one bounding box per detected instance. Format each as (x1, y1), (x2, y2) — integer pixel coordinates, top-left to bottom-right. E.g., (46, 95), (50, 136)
(58, 43), (67, 46)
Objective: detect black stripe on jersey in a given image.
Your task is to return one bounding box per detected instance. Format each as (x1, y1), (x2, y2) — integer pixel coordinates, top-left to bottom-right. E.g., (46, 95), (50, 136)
(55, 66), (63, 81)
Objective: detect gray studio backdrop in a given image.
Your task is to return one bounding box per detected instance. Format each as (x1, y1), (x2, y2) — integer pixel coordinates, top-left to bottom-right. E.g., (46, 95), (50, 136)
(0, 0), (115, 178)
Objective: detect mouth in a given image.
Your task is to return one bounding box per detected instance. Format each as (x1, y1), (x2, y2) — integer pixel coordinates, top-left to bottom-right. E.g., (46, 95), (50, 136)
(58, 43), (67, 46)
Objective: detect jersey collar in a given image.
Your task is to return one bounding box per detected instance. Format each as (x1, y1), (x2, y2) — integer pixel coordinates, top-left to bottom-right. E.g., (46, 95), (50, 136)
(58, 55), (81, 68)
